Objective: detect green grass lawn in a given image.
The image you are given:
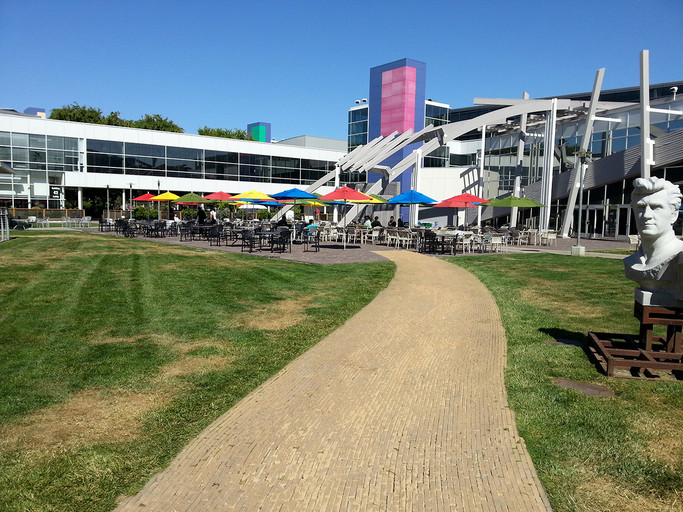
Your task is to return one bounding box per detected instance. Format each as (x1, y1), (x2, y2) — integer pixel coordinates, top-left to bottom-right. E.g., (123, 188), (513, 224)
(447, 254), (682, 512)
(2, 233), (680, 512)
(0, 232), (395, 512)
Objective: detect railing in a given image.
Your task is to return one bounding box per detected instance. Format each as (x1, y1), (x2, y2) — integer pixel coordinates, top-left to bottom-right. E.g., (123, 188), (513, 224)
(8, 208), (86, 219)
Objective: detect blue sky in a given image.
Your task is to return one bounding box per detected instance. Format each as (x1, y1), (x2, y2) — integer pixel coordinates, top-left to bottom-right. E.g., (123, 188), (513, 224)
(3, 0), (682, 141)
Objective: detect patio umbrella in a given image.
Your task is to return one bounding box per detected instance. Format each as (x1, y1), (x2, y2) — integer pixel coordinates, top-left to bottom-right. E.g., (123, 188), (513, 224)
(318, 186), (375, 248)
(434, 193), (489, 228)
(202, 191), (234, 201)
(388, 190), (437, 227)
(487, 195), (546, 227)
(132, 193), (156, 219)
(387, 190), (436, 205)
(232, 190), (274, 220)
(487, 196), (545, 207)
(174, 192), (215, 204)
(133, 193), (155, 201)
(150, 191), (180, 220)
(365, 194), (388, 204)
(270, 188), (320, 221)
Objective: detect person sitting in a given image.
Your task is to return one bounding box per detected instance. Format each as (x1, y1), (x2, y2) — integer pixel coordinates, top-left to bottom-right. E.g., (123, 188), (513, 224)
(397, 217), (405, 227)
(371, 216), (382, 227)
(277, 216), (288, 226)
(387, 216), (397, 227)
(363, 215), (372, 229)
(197, 208), (207, 224)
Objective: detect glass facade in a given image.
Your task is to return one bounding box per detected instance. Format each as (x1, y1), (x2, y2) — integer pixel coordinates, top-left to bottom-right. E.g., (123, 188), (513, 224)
(348, 106), (369, 152)
(482, 102), (683, 195)
(425, 103), (449, 127)
(80, 138), (339, 185)
(0, 131), (79, 172)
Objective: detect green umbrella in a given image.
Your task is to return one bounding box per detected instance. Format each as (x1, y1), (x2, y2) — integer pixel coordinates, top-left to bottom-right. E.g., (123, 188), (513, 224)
(174, 192), (215, 204)
(487, 196), (545, 207)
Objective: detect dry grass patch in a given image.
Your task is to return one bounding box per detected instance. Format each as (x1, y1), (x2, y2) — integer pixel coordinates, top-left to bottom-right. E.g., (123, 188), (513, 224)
(575, 474), (680, 512)
(518, 280), (604, 319)
(228, 294), (320, 331)
(0, 388), (174, 454)
(633, 410), (683, 468)
(157, 355), (232, 380)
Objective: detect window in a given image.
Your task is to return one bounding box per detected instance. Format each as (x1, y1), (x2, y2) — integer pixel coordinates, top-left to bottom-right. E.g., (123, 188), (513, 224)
(125, 142), (165, 158)
(87, 139), (123, 154)
(167, 146), (202, 160)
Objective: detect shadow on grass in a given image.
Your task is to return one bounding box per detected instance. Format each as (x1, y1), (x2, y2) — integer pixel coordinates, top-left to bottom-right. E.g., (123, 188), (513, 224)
(538, 327), (587, 348)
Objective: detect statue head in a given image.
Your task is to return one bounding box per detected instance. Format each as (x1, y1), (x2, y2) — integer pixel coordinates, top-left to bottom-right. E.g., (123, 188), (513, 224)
(631, 177), (682, 239)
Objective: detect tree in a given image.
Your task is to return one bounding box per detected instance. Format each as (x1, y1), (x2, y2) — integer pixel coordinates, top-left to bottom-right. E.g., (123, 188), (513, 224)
(133, 114), (183, 133)
(49, 103), (106, 124)
(49, 104), (184, 132)
(198, 126), (253, 140)
(105, 111), (134, 127)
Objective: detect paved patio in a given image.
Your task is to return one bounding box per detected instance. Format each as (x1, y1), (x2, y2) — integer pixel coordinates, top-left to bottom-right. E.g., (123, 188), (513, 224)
(114, 250), (553, 511)
(85, 226), (631, 264)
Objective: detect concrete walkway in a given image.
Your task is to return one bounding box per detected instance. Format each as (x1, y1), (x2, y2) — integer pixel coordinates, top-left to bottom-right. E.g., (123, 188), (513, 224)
(115, 250), (551, 511)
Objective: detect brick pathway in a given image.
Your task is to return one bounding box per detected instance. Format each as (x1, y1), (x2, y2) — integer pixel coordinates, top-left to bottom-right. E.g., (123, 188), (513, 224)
(115, 250), (552, 511)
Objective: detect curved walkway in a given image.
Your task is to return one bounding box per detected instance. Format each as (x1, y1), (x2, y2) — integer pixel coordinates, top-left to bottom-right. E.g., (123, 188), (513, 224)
(115, 251), (552, 511)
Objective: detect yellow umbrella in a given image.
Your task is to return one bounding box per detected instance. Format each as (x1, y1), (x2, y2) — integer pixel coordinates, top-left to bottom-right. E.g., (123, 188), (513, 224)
(150, 191), (180, 201)
(231, 190), (274, 201)
(150, 192), (180, 220)
(232, 190), (274, 220)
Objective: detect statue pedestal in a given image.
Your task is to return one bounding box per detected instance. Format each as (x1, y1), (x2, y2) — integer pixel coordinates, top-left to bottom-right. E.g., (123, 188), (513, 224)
(587, 300), (683, 379)
(634, 302), (683, 353)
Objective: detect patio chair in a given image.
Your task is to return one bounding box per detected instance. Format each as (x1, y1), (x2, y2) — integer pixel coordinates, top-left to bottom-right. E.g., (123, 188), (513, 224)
(490, 234), (505, 252)
(455, 232), (474, 254)
(540, 230), (557, 246)
(241, 230), (258, 252)
(123, 220), (137, 238)
(369, 227), (384, 245)
(271, 229), (291, 253)
(385, 228), (399, 247)
(303, 226), (320, 252)
(208, 225), (224, 246)
(419, 230), (439, 253)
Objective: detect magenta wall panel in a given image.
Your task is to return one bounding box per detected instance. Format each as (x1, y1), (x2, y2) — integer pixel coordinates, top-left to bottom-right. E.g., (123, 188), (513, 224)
(380, 66), (417, 136)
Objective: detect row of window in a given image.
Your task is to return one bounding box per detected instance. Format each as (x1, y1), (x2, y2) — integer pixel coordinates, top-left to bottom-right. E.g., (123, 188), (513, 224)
(0, 132), (79, 151)
(0, 131), (80, 172)
(84, 163), (336, 185)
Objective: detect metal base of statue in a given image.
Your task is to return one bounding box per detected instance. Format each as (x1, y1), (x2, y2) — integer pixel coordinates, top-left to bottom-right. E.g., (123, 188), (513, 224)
(587, 300), (683, 379)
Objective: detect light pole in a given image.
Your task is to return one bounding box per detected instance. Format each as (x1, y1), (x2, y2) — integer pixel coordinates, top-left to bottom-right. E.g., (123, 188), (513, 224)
(129, 182), (133, 219)
(572, 151), (591, 256)
(106, 185), (110, 221)
(157, 180), (161, 220)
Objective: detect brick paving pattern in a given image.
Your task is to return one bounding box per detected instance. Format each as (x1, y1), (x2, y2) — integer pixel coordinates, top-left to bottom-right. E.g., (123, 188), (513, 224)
(115, 250), (552, 511)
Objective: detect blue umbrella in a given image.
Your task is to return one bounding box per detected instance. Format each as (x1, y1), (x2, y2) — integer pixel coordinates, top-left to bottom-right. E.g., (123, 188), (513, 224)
(270, 188), (320, 220)
(387, 190), (436, 228)
(270, 187), (318, 200)
(387, 190), (436, 205)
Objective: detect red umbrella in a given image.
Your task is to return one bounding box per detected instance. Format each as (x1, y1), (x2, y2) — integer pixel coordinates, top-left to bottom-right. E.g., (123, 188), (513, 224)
(318, 186), (374, 203)
(203, 191), (235, 201)
(434, 193), (489, 227)
(434, 193), (489, 208)
(133, 193), (155, 201)
(318, 187), (374, 248)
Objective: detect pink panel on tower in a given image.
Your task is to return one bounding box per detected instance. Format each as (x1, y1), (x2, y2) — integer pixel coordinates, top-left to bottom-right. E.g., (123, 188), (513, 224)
(380, 66), (416, 137)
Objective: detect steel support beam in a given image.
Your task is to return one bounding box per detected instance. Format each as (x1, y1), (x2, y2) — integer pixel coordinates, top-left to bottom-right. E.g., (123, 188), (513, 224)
(560, 68), (605, 238)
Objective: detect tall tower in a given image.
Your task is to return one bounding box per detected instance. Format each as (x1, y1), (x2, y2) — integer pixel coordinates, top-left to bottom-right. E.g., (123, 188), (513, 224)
(368, 58), (427, 193)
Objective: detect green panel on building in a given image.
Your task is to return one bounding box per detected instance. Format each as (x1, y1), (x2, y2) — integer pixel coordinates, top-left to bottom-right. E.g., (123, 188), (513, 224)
(251, 125), (266, 142)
